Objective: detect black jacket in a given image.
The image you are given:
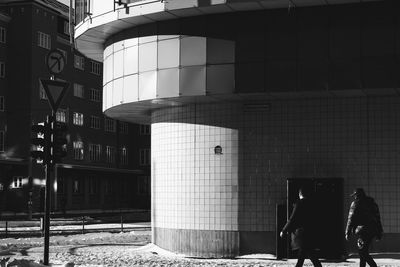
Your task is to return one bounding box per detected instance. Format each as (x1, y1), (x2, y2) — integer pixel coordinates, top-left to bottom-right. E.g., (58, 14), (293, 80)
(282, 198), (317, 250)
(346, 196), (383, 239)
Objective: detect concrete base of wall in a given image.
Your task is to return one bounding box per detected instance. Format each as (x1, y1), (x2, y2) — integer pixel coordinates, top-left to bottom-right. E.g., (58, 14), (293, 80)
(154, 228), (400, 258)
(239, 231), (276, 255)
(153, 227), (239, 258)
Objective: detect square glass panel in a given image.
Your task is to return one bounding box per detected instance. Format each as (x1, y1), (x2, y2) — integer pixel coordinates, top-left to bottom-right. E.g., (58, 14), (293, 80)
(206, 64), (234, 95)
(139, 41), (157, 72)
(124, 45), (138, 75)
(139, 71), (157, 100)
(180, 36), (207, 67)
(180, 66), (206, 96)
(157, 68), (179, 98)
(112, 78), (123, 106)
(113, 50), (124, 79)
(123, 74), (139, 103)
(207, 38), (235, 64)
(158, 38), (180, 69)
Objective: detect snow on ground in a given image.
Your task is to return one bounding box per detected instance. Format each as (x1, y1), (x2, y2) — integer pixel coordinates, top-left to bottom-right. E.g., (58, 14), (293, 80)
(1, 231), (400, 266)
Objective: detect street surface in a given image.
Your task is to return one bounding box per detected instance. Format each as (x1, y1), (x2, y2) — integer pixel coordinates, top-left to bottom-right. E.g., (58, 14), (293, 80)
(0, 229), (399, 266)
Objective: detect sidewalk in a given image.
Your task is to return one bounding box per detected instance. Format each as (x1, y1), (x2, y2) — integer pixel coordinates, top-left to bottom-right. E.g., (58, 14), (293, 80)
(1, 230), (400, 266)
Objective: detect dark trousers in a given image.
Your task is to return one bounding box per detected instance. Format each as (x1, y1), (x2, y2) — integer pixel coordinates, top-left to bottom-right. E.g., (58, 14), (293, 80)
(358, 237), (377, 267)
(295, 248), (322, 267)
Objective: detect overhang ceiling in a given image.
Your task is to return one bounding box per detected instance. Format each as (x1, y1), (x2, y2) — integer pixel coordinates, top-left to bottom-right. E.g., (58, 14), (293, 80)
(75, 0), (382, 62)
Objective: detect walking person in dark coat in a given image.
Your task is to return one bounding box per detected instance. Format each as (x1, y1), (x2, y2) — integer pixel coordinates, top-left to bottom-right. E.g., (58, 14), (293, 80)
(280, 187), (322, 267)
(345, 188), (383, 267)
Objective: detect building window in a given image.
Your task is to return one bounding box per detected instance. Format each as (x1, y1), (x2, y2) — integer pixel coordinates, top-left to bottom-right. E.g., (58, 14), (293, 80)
(74, 55), (85, 70)
(56, 108), (67, 123)
(138, 176), (150, 195)
(73, 178), (82, 194)
(12, 176), (23, 189)
(0, 27), (6, 43)
(90, 116), (100, 129)
(63, 21), (70, 35)
(73, 141), (84, 160)
(89, 88), (101, 102)
(106, 146), (116, 163)
(105, 118), (116, 132)
(89, 144), (101, 162)
(119, 122), (128, 134)
(139, 148), (150, 166)
(105, 180), (112, 195)
(0, 131), (4, 152)
(139, 124), (150, 135)
(90, 61), (101, 75)
(89, 177), (98, 195)
(120, 147), (128, 165)
(0, 62), (5, 78)
(37, 31), (51, 49)
(57, 177), (65, 194)
(0, 96), (4, 111)
(73, 112), (84, 126)
(73, 83), (84, 98)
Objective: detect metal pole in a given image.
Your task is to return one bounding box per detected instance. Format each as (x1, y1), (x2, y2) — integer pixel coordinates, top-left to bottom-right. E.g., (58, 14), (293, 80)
(43, 115), (52, 266)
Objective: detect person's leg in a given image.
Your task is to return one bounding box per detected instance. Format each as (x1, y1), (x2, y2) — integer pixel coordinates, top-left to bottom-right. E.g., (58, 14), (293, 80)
(358, 238), (377, 267)
(295, 248), (306, 267)
(308, 249), (322, 267)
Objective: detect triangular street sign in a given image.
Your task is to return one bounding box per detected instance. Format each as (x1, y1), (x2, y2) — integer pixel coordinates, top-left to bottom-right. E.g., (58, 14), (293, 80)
(40, 79), (70, 112)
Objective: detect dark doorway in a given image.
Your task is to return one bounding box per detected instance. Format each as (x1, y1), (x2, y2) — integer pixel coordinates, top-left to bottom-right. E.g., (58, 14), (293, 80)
(282, 178), (344, 260)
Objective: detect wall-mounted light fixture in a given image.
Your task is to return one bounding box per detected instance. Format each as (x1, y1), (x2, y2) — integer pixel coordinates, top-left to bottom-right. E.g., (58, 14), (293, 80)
(214, 145), (223, 155)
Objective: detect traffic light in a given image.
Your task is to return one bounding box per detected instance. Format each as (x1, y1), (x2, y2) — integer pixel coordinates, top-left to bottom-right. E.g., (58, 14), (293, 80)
(50, 121), (68, 164)
(31, 122), (49, 164)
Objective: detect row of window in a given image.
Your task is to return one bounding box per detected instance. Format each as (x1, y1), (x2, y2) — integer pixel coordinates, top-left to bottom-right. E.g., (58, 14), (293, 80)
(40, 82), (101, 102)
(4, 176), (150, 197)
(73, 84), (101, 101)
(37, 31), (101, 75)
(57, 176), (150, 196)
(72, 142), (131, 164)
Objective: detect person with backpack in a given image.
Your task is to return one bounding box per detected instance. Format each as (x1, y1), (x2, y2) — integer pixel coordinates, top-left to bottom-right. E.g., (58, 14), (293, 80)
(345, 188), (383, 267)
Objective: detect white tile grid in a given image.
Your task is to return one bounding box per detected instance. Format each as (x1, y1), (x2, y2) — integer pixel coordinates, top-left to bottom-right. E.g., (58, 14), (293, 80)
(152, 98), (400, 233)
(152, 105), (240, 231)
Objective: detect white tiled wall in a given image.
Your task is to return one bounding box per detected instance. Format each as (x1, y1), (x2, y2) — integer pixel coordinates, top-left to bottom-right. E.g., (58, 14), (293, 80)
(152, 104), (241, 231)
(151, 97), (400, 234)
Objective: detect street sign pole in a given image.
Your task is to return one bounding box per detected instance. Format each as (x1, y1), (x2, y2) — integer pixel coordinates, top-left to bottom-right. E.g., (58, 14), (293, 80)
(41, 50), (69, 266)
(43, 114), (52, 266)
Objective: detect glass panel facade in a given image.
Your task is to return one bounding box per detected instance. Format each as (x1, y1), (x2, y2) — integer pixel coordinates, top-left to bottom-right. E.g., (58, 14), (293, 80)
(138, 71), (157, 101)
(180, 37), (206, 67)
(158, 37), (180, 69)
(179, 66), (206, 96)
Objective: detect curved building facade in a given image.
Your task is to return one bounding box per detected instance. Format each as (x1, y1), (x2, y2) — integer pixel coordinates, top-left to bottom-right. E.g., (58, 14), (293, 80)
(75, 0), (400, 257)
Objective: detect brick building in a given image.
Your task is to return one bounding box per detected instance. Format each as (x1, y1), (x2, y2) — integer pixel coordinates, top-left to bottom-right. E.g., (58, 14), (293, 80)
(0, 0), (150, 216)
